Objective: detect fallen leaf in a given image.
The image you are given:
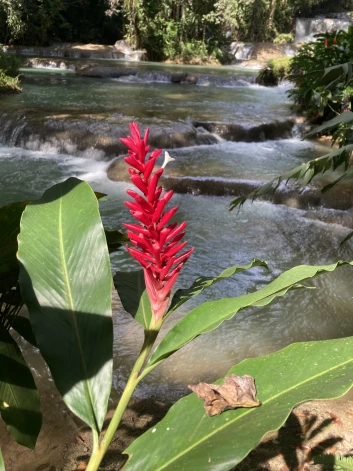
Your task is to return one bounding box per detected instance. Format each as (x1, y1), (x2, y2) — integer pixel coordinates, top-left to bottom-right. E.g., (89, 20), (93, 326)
(326, 446), (338, 454)
(327, 411), (343, 426)
(76, 460), (88, 470)
(188, 374), (261, 417)
(346, 412), (353, 417)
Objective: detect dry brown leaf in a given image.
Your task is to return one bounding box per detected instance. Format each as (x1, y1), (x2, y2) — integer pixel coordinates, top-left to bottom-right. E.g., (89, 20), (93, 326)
(327, 411), (343, 426)
(76, 460), (88, 470)
(188, 374), (261, 417)
(301, 422), (312, 433)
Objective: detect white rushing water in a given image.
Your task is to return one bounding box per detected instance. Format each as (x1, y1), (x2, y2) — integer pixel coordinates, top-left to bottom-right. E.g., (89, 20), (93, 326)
(2, 66), (353, 400)
(2, 143), (353, 400)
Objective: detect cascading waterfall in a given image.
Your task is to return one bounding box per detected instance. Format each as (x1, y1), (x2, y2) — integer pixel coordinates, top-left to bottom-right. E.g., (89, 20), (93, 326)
(295, 17), (353, 42)
(1, 64), (353, 404)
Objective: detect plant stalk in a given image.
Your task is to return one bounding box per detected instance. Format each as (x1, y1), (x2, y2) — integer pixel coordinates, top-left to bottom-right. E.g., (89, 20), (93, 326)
(85, 328), (159, 471)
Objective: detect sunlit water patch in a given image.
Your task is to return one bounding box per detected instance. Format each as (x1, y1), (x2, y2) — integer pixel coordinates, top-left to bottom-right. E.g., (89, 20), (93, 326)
(2, 145), (353, 401)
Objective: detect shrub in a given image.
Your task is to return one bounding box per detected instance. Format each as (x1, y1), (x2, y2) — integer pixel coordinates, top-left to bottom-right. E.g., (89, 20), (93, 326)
(0, 50), (21, 77)
(0, 70), (21, 94)
(257, 56), (292, 86)
(273, 33), (294, 44)
(288, 28), (353, 119)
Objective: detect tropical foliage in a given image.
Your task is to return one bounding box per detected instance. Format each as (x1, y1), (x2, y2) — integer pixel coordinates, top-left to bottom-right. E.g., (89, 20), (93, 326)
(288, 28), (353, 119)
(257, 56), (292, 86)
(0, 48), (21, 94)
(0, 0), (350, 61)
(2, 124), (353, 470)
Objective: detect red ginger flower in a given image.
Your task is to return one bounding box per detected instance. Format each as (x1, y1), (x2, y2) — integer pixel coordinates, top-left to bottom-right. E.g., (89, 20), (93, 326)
(324, 38), (328, 47)
(121, 123), (194, 322)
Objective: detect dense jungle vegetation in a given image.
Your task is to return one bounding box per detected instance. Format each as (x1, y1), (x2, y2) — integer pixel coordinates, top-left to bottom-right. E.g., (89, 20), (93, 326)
(1, 0), (353, 61)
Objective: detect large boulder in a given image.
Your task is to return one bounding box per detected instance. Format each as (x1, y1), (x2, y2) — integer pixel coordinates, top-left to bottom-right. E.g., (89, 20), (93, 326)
(76, 65), (138, 78)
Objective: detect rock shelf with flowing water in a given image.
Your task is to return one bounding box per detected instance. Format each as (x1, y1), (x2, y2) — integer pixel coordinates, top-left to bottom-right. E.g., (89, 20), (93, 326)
(1, 65), (353, 402)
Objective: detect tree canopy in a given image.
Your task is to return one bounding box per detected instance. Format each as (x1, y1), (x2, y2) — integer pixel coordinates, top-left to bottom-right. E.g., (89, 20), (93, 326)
(0, 0), (352, 60)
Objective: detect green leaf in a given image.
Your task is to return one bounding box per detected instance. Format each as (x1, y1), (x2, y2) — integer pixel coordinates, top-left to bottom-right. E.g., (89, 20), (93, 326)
(0, 323), (41, 449)
(167, 259), (268, 316)
(0, 448), (5, 471)
(321, 167), (353, 193)
(0, 201), (29, 294)
(314, 62), (353, 88)
(147, 261), (353, 368)
(18, 177), (113, 433)
(305, 111), (353, 139)
(314, 454), (353, 469)
(105, 229), (129, 254)
(340, 230), (353, 247)
(114, 270), (152, 329)
(229, 145), (353, 210)
(124, 336), (353, 471)
(11, 316), (37, 347)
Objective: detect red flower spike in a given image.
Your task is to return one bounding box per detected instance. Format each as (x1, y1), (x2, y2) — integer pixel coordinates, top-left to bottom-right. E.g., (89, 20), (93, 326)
(121, 122), (194, 323)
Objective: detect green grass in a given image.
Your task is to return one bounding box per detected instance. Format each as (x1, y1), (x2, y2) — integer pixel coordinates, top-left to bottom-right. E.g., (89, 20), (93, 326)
(0, 71), (22, 94)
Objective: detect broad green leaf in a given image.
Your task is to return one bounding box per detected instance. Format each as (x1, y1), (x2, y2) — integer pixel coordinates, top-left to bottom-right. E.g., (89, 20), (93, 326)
(318, 62), (352, 88)
(125, 336), (353, 471)
(18, 177), (113, 433)
(229, 145), (353, 210)
(148, 261), (353, 367)
(0, 201), (29, 296)
(114, 270), (152, 329)
(321, 167), (353, 193)
(105, 229), (129, 254)
(0, 448), (5, 471)
(314, 454), (353, 469)
(305, 111), (353, 138)
(167, 259), (268, 316)
(314, 454), (353, 470)
(0, 323), (41, 449)
(11, 316), (37, 347)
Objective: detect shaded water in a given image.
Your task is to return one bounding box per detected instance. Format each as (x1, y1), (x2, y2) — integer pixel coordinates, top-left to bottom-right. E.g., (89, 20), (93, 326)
(3, 68), (292, 125)
(1, 66), (353, 401)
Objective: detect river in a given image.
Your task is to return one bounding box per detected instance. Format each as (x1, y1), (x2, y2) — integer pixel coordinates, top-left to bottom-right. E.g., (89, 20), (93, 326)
(1, 62), (353, 401)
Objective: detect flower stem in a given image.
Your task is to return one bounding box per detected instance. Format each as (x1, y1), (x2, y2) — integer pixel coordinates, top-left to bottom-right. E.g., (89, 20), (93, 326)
(92, 429), (99, 454)
(85, 328), (159, 471)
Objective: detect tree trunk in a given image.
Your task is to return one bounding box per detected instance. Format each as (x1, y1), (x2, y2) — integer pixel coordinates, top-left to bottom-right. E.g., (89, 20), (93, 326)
(267, 0), (277, 30)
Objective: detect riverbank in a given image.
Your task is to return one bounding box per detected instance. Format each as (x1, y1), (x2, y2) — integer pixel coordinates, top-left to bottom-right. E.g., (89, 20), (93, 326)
(4, 41), (297, 68)
(0, 74), (21, 95)
(3, 373), (353, 471)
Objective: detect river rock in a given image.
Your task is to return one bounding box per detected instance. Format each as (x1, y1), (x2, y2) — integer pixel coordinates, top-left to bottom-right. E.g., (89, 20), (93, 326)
(171, 72), (187, 83)
(4, 43), (144, 61)
(193, 120), (295, 142)
(171, 72), (199, 84)
(76, 65), (138, 78)
(250, 43), (298, 61)
(0, 109), (204, 158)
(106, 160), (353, 211)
